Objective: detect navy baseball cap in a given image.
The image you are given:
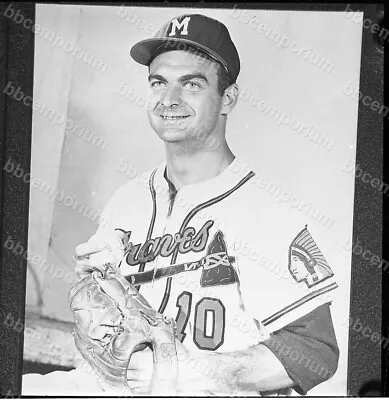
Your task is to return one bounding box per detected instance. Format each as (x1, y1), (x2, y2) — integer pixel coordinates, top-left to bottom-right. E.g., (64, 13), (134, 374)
(130, 14), (240, 82)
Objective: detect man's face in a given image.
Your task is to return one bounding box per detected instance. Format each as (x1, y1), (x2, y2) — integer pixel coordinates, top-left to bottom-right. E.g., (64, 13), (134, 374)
(290, 255), (309, 282)
(147, 50), (225, 145)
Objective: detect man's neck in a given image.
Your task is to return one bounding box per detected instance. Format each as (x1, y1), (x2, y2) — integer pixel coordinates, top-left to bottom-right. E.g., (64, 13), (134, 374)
(165, 144), (235, 190)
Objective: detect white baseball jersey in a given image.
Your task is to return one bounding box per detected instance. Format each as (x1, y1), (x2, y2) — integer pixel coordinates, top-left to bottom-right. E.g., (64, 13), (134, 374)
(22, 157), (339, 396)
(96, 157), (338, 353)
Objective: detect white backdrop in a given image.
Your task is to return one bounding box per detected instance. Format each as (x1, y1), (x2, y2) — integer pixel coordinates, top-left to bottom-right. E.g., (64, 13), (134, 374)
(27, 4), (363, 396)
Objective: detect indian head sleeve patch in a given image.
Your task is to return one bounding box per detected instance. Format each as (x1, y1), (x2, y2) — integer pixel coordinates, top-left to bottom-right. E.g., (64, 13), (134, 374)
(288, 225), (334, 288)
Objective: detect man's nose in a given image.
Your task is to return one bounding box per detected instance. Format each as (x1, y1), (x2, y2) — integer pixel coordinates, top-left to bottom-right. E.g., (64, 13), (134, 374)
(160, 85), (182, 108)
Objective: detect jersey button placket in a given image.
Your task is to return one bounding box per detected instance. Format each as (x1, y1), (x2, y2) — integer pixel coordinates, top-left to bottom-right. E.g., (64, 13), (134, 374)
(153, 187), (178, 285)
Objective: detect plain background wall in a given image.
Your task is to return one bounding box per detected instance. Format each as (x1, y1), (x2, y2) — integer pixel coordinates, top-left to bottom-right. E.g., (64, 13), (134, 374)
(26, 5), (81, 310)
(27, 4), (363, 395)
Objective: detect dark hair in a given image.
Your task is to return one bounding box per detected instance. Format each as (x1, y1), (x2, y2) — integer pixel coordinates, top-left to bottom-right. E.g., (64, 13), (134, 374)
(149, 44), (234, 96)
(216, 62), (234, 96)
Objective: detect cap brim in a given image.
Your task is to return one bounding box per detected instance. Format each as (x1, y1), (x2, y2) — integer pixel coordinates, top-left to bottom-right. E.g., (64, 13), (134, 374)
(130, 37), (228, 71)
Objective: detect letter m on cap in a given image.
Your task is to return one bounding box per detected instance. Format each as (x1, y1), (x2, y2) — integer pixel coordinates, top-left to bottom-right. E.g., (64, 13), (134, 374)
(168, 17), (191, 36)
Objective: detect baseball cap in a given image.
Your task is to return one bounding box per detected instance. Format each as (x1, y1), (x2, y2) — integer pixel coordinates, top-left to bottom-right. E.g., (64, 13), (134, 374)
(130, 14), (240, 82)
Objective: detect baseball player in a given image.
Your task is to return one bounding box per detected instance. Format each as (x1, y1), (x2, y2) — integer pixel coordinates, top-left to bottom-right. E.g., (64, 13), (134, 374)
(23, 13), (339, 396)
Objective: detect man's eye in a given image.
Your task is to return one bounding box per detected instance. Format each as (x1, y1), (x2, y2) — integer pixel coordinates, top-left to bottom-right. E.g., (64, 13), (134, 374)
(184, 81), (201, 90)
(150, 81), (165, 88)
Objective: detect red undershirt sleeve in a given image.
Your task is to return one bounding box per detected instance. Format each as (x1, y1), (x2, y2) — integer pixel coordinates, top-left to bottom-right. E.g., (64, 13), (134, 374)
(261, 302), (340, 395)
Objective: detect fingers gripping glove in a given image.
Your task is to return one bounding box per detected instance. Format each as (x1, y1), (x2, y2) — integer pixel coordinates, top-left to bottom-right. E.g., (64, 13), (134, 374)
(68, 234), (178, 395)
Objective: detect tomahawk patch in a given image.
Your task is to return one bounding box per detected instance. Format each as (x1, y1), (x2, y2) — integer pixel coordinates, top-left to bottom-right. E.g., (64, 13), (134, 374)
(200, 231), (237, 287)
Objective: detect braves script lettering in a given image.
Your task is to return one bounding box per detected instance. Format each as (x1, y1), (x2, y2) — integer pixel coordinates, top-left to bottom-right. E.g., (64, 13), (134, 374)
(122, 220), (214, 266)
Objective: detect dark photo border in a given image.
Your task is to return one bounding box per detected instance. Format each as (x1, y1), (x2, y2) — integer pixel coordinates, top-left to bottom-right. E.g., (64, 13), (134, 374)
(0, 2), (384, 397)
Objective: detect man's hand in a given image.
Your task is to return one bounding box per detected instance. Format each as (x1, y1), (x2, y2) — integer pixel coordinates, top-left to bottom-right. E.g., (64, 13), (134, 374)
(126, 344), (187, 395)
(175, 340), (215, 395)
(70, 234), (179, 395)
(126, 347), (154, 395)
(125, 340), (215, 395)
(74, 231), (125, 277)
(124, 337), (297, 396)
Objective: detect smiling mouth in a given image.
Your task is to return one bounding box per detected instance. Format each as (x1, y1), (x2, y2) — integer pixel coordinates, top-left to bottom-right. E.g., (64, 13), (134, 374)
(159, 115), (190, 120)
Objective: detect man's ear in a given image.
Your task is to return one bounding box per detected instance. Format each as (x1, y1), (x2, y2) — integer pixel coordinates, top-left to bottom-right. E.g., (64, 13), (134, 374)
(220, 83), (239, 115)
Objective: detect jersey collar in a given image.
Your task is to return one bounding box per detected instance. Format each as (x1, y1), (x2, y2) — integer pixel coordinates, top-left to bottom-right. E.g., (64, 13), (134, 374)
(153, 157), (256, 205)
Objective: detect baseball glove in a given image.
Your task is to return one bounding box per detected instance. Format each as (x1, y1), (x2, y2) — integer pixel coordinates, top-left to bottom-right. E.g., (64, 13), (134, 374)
(68, 234), (178, 395)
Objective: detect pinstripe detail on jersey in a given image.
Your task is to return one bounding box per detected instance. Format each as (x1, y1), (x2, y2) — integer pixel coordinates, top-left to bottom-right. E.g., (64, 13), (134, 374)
(261, 282), (338, 326)
(158, 171), (255, 314)
(136, 168), (158, 290)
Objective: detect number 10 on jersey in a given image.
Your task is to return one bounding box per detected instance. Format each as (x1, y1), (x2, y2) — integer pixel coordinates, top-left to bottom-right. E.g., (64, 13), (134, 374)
(175, 291), (226, 350)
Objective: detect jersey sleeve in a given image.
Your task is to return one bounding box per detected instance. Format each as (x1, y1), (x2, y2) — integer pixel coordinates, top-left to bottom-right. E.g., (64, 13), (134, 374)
(261, 302), (339, 395)
(94, 168), (156, 237)
(94, 184), (127, 235)
(94, 177), (142, 235)
(235, 221), (339, 334)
